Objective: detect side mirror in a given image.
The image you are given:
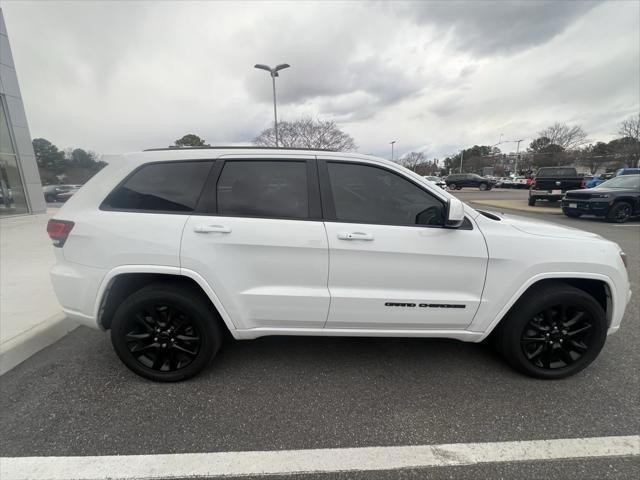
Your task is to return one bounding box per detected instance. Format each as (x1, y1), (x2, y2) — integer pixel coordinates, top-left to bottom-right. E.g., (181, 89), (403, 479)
(445, 197), (465, 228)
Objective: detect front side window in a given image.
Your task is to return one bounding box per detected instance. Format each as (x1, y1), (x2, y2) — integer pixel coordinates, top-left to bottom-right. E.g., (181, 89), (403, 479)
(216, 160), (309, 219)
(103, 161), (213, 212)
(326, 162), (444, 226)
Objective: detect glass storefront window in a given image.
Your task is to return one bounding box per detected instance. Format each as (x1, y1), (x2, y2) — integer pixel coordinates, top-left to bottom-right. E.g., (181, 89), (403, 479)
(0, 96), (29, 215)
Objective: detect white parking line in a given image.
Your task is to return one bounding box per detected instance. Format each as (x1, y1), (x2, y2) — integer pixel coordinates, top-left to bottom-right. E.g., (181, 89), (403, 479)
(1, 435), (638, 480)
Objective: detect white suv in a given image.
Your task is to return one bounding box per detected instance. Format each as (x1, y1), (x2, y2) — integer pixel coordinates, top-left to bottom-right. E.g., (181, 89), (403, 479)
(48, 147), (631, 382)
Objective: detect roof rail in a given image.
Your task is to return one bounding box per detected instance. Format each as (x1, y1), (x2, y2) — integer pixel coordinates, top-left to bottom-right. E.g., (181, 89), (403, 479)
(142, 145), (337, 152)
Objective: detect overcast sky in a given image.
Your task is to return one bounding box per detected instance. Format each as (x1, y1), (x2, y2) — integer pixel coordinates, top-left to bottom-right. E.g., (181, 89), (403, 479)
(3, 0), (639, 159)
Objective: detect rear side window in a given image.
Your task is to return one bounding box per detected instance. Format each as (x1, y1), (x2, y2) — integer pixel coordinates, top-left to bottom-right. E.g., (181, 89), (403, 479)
(216, 160), (309, 219)
(103, 161), (213, 212)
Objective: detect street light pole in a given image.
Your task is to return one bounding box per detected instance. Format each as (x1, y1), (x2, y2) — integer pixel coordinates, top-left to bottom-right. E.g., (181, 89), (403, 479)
(390, 141), (396, 161)
(254, 63), (290, 147)
(513, 139), (523, 175)
(459, 149), (464, 173)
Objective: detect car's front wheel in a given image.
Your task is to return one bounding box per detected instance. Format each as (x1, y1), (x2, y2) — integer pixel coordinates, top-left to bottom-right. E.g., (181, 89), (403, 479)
(110, 282), (222, 382)
(479, 183), (488, 191)
(606, 201), (632, 223)
(449, 183), (457, 190)
(528, 197), (536, 206)
(495, 282), (606, 379)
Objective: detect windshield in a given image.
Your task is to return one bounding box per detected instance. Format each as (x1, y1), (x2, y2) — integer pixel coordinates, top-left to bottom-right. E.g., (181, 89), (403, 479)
(596, 175), (640, 190)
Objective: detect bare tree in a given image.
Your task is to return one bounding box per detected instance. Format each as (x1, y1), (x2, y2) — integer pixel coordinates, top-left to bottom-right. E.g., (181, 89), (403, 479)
(538, 122), (589, 150)
(396, 151), (425, 172)
(253, 117), (357, 151)
(618, 113), (640, 142)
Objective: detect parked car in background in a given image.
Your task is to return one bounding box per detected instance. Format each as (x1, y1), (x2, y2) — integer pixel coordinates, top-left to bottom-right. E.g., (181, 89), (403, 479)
(445, 173), (494, 190)
(562, 174), (640, 223)
(47, 146), (630, 381)
(495, 177), (513, 188)
(56, 186), (82, 202)
(528, 167), (583, 206)
(616, 168), (640, 176)
(43, 184), (83, 202)
(512, 177), (528, 189)
(423, 176), (448, 190)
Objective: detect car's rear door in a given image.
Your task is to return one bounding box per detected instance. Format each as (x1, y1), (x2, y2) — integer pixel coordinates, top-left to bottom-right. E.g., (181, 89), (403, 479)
(180, 155), (330, 331)
(318, 157), (488, 330)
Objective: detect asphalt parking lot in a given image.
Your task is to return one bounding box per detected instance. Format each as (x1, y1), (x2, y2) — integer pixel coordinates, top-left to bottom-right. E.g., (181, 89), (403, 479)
(3, 189), (639, 479)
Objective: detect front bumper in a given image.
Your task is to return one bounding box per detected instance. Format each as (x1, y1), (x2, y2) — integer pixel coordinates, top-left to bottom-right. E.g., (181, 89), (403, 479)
(561, 199), (610, 215)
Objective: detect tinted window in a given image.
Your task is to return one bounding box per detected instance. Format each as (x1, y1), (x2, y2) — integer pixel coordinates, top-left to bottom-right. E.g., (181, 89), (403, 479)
(217, 161), (308, 219)
(103, 161), (212, 212)
(327, 162), (444, 226)
(537, 168), (577, 177)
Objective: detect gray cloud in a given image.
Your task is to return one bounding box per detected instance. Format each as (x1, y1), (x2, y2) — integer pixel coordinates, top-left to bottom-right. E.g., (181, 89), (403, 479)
(393, 0), (601, 56)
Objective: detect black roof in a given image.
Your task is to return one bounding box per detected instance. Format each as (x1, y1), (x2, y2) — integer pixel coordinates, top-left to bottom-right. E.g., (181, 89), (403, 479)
(143, 145), (336, 152)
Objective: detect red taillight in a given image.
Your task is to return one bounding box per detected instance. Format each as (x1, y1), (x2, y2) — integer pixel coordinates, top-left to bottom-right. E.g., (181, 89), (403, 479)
(47, 219), (74, 247)
(580, 179), (586, 188)
(531, 179), (536, 187)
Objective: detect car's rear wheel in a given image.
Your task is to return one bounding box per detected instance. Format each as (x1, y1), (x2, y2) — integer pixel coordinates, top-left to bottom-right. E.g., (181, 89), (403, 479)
(110, 282), (222, 382)
(496, 282), (606, 379)
(528, 197), (536, 206)
(606, 202), (632, 223)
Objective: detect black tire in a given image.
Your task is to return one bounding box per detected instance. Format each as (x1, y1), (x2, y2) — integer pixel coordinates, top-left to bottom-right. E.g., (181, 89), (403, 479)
(479, 183), (488, 191)
(449, 183), (456, 190)
(45, 194), (55, 202)
(528, 197), (536, 206)
(495, 282), (606, 379)
(606, 201), (632, 223)
(110, 282), (222, 382)
(564, 210), (582, 218)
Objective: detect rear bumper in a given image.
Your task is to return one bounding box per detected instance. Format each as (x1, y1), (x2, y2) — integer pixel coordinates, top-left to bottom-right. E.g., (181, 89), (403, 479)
(530, 190), (566, 201)
(50, 261), (106, 329)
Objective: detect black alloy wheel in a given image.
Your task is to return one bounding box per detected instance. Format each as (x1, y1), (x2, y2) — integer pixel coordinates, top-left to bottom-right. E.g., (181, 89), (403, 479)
(124, 304), (201, 372)
(607, 202), (632, 223)
(111, 282), (222, 382)
(520, 305), (594, 370)
(496, 282), (606, 379)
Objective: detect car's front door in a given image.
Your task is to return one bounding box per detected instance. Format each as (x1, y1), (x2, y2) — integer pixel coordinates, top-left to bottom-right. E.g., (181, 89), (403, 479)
(181, 156), (330, 331)
(319, 158), (488, 330)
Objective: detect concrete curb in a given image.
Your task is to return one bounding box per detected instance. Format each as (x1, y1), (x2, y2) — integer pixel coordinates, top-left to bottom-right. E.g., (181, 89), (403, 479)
(0, 313), (78, 375)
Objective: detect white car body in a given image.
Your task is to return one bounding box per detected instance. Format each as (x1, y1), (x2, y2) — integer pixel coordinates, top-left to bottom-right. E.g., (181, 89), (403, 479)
(50, 148), (630, 344)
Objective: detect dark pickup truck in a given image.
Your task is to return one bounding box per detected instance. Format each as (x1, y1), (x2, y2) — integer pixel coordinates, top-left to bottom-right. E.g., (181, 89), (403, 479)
(528, 167), (583, 206)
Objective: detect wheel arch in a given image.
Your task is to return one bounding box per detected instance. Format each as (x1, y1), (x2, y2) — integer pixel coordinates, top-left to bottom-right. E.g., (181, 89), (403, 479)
(95, 266), (237, 334)
(478, 274), (614, 341)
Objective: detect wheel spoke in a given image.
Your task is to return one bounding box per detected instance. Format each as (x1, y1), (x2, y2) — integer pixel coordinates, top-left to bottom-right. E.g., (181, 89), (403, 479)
(569, 339), (588, 352)
(173, 344), (197, 357)
(136, 313), (156, 332)
(567, 323), (592, 337)
(563, 311), (585, 328)
(125, 332), (152, 341)
(176, 334), (199, 342)
(525, 345), (544, 360)
(558, 347), (574, 366)
(542, 347), (552, 369)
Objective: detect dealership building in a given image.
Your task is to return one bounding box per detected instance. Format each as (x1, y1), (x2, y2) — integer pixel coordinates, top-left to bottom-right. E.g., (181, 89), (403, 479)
(1, 8), (46, 216)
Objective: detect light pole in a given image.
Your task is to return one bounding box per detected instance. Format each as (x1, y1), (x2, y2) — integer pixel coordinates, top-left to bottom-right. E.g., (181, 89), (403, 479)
(254, 63), (290, 147)
(390, 141), (396, 161)
(459, 149), (464, 173)
(513, 139), (523, 175)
